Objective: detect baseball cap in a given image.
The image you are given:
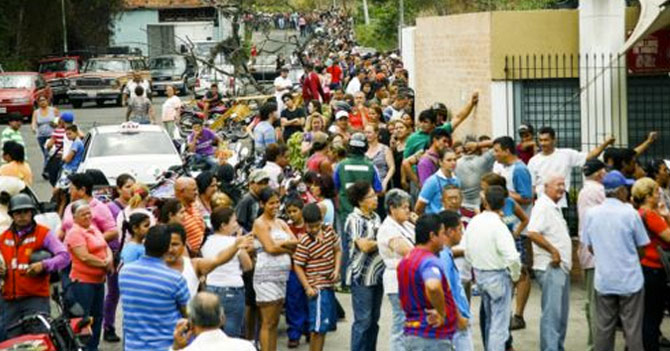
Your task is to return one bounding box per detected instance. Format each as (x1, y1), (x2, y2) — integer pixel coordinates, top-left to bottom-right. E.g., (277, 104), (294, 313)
(582, 159), (606, 177)
(518, 124), (533, 134)
(249, 169), (270, 184)
(312, 131), (328, 145)
(602, 170), (634, 190)
(60, 112), (75, 123)
(336, 110), (349, 120)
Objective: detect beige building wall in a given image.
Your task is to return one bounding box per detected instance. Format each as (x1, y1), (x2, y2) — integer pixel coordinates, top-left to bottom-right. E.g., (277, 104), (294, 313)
(414, 13), (493, 139)
(413, 7), (642, 137)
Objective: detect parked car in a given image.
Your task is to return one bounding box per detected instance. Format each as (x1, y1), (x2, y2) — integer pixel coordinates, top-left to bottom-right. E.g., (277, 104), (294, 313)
(38, 56), (83, 104)
(0, 72), (53, 120)
(77, 122), (182, 185)
(67, 56), (150, 108)
(150, 55), (197, 96)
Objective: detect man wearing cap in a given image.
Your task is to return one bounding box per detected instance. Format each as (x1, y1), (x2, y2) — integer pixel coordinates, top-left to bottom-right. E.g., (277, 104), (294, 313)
(577, 159), (607, 351)
(581, 171), (649, 351)
(333, 133), (382, 286)
(525, 174), (572, 351)
(0, 194), (70, 339)
(516, 123), (536, 164)
(1, 113), (25, 148)
(403, 92), (479, 160)
(274, 67), (292, 113)
(329, 110), (352, 142)
(382, 92), (409, 122)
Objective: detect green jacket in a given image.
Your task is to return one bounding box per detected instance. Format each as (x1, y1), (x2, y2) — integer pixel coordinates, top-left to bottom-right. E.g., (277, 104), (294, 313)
(334, 155), (382, 218)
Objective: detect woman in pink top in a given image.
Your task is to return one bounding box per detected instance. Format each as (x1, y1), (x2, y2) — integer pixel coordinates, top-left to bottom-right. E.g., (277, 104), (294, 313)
(64, 200), (113, 351)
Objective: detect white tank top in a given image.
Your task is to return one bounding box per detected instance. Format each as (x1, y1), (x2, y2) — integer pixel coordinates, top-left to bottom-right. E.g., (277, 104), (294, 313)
(181, 257), (199, 300)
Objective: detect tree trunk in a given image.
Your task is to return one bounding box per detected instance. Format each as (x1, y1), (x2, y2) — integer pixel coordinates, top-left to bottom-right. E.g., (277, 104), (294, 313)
(15, 4), (24, 57)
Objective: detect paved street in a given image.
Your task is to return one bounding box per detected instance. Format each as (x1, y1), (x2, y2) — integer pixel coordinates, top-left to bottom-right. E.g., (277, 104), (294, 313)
(16, 97), (664, 351)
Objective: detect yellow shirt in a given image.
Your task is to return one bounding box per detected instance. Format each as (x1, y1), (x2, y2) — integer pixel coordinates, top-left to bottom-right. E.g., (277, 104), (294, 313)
(0, 161), (33, 186)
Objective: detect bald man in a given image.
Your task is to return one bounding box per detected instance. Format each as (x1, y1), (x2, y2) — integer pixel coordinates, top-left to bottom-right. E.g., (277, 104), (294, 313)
(526, 174), (572, 351)
(171, 292), (255, 350)
(174, 177), (205, 254)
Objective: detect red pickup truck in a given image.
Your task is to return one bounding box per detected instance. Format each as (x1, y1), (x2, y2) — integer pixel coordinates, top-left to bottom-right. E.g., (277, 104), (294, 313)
(38, 56), (82, 104)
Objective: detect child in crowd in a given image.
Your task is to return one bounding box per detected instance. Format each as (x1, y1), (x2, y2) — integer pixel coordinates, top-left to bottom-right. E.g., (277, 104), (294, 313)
(285, 197), (309, 348)
(119, 212), (151, 265)
(293, 203), (341, 351)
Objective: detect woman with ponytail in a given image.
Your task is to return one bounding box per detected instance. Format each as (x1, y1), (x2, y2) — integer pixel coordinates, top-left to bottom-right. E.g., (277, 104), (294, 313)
(119, 212), (151, 265)
(115, 183), (155, 244)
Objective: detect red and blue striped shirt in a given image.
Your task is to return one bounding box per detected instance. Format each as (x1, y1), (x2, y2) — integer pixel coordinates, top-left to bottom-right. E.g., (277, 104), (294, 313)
(397, 247), (457, 339)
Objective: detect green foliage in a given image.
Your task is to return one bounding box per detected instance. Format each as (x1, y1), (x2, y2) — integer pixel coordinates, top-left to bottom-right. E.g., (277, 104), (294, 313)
(0, 0), (122, 70)
(287, 132), (306, 171)
(354, 0), (563, 51)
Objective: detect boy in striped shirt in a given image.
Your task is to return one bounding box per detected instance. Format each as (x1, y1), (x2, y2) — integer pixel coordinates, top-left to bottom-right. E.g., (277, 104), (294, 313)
(293, 203), (341, 351)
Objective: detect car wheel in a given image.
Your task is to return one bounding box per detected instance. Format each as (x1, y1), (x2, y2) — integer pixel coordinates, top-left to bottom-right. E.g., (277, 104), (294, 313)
(71, 100), (83, 108)
(116, 95), (123, 107)
(180, 79), (189, 96)
(96, 99), (105, 107)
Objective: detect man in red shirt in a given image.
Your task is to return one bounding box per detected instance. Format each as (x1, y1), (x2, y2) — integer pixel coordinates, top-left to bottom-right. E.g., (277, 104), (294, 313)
(302, 63), (325, 104)
(326, 58), (343, 90)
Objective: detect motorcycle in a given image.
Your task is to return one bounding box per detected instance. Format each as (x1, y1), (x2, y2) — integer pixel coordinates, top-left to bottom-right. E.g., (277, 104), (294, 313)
(0, 284), (92, 351)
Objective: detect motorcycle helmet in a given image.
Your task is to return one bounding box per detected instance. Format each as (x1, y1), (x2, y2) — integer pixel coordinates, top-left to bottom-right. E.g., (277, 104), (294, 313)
(8, 193), (36, 215)
(348, 132), (368, 155)
(29, 250), (53, 264)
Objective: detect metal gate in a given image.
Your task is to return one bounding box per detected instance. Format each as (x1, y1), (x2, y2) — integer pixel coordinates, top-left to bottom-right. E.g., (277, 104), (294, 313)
(502, 54), (670, 234)
(147, 24), (176, 58)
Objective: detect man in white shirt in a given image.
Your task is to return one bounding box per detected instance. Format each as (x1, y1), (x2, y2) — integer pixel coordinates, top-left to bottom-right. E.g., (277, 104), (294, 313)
(261, 143), (289, 191)
(526, 174), (572, 351)
(576, 159), (606, 351)
(527, 126), (614, 207)
(463, 185), (520, 351)
(123, 71), (151, 103)
(273, 67), (292, 113)
(345, 68), (365, 95)
(171, 292), (255, 351)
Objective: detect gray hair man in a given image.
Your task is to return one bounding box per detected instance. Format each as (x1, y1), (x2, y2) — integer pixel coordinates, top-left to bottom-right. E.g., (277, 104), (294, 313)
(171, 292), (255, 351)
(526, 173), (572, 351)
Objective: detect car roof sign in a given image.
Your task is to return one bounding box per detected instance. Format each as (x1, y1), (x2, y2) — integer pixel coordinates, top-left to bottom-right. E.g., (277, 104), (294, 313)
(119, 121), (140, 134)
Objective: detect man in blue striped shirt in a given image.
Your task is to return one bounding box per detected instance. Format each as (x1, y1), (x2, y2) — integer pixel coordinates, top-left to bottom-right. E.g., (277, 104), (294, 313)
(119, 225), (190, 351)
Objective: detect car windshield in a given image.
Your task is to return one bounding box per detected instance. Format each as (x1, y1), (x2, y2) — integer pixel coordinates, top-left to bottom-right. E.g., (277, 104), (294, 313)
(39, 59), (76, 73)
(0, 75), (33, 89)
(85, 60), (130, 72)
(150, 57), (184, 70)
(88, 131), (176, 157)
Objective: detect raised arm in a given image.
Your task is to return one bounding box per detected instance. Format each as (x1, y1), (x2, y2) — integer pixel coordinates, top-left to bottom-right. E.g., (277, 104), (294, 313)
(586, 136), (616, 161)
(451, 91), (479, 130)
(633, 131), (658, 157)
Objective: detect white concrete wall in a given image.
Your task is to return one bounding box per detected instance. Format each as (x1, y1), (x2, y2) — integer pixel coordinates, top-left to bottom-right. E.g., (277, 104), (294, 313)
(579, 0), (628, 149)
(401, 27), (416, 89)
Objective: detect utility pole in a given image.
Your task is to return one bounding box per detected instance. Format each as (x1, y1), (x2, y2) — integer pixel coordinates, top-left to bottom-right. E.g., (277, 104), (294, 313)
(61, 0), (68, 53)
(362, 0), (370, 25)
(398, 0), (404, 50)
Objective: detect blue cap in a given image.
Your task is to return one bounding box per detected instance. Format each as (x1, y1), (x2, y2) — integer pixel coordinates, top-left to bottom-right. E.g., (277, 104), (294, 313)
(602, 170), (634, 190)
(60, 112), (74, 123)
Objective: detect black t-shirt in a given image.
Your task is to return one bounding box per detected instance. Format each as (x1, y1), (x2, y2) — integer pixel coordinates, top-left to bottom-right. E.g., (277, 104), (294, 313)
(281, 107), (306, 141)
(235, 192), (260, 232)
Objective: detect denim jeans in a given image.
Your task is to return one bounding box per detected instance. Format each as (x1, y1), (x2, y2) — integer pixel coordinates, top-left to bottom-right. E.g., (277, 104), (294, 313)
(192, 153), (219, 170)
(351, 284), (384, 351)
(336, 212), (348, 287)
(103, 270), (119, 332)
(453, 325), (474, 351)
(0, 295), (5, 342)
(475, 269), (513, 351)
(72, 282), (105, 351)
(387, 293), (405, 351)
(37, 135), (50, 167)
(404, 335), (455, 351)
(535, 266), (570, 351)
(206, 285), (245, 338)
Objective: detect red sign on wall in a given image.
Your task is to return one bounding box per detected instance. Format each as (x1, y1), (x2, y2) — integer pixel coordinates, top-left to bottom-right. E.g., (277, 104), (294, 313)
(627, 29), (670, 74)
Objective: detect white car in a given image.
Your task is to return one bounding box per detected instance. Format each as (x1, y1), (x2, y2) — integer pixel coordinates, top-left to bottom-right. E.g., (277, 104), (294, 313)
(78, 123), (182, 185)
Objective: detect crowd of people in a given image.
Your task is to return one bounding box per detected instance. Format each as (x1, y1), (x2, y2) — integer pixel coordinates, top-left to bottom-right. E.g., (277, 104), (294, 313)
(1, 8), (670, 351)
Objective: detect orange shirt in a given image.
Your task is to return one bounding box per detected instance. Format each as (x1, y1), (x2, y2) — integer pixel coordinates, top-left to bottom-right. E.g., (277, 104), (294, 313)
(183, 202), (206, 253)
(65, 224), (109, 284)
(640, 208), (670, 269)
